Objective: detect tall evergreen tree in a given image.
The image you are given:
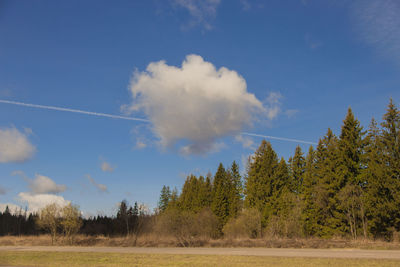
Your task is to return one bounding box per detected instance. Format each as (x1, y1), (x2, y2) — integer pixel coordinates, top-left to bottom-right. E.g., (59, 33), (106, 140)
(245, 140), (279, 227)
(158, 185), (171, 213)
(228, 161), (242, 219)
(379, 99), (400, 236)
(289, 146), (306, 194)
(302, 146), (318, 236)
(336, 108), (365, 238)
(211, 163), (230, 233)
(313, 129), (342, 237)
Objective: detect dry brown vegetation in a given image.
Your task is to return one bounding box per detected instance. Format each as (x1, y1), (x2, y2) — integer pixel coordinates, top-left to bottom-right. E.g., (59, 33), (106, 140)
(1, 234), (400, 250)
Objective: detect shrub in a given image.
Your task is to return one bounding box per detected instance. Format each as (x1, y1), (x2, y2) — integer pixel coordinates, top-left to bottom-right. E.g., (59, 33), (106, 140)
(223, 208), (262, 239)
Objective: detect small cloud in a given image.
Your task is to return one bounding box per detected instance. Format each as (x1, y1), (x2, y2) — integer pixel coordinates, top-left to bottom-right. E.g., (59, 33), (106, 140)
(305, 33), (323, 50)
(265, 91), (282, 120)
(86, 174), (108, 193)
(235, 135), (255, 150)
(135, 139), (148, 149)
(0, 127), (36, 163)
(29, 174), (66, 194)
(100, 161), (114, 173)
(13, 172), (66, 194)
(285, 109), (299, 118)
(172, 0), (221, 30)
(17, 192), (70, 212)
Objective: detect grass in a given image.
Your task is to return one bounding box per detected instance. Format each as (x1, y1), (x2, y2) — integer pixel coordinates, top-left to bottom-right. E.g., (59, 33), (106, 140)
(1, 235), (400, 249)
(1, 251), (400, 267)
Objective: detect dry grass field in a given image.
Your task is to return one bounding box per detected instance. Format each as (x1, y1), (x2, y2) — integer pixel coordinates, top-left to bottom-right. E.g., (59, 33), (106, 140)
(1, 251), (400, 267)
(1, 234), (400, 250)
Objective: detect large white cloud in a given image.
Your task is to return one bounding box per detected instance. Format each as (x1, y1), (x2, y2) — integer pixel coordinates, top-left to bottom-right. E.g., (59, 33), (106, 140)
(17, 192), (70, 212)
(0, 127), (36, 163)
(28, 174), (66, 194)
(124, 54), (267, 154)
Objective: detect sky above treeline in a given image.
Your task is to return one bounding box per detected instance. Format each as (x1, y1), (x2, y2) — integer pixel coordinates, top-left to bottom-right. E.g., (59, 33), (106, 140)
(0, 0), (399, 216)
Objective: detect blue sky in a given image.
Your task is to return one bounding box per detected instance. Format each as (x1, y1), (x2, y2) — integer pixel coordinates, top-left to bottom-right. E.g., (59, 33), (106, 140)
(1, 0), (399, 215)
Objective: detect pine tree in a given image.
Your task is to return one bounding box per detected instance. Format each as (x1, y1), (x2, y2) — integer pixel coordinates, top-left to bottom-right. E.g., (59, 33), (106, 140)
(378, 99), (400, 237)
(313, 129), (342, 237)
(336, 108), (365, 239)
(302, 146), (318, 236)
(289, 146), (305, 195)
(228, 161), (242, 219)
(211, 163), (230, 233)
(245, 140), (279, 227)
(362, 118), (392, 238)
(158, 185), (171, 213)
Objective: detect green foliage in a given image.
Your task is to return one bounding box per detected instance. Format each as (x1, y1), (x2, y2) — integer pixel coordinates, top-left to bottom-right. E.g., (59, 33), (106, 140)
(158, 186), (171, 213)
(158, 98), (400, 240)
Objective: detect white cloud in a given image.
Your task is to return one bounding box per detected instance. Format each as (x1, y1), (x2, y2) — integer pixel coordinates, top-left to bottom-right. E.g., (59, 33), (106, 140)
(353, 0), (400, 65)
(13, 171), (66, 194)
(101, 161), (114, 172)
(0, 203), (24, 214)
(173, 0), (221, 30)
(17, 192), (70, 212)
(265, 92), (282, 120)
(28, 174), (66, 194)
(86, 175), (108, 193)
(235, 135), (255, 150)
(0, 127), (36, 163)
(124, 54), (267, 154)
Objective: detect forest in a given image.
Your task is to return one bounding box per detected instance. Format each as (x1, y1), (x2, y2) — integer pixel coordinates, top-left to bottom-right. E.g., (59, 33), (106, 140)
(1, 99), (399, 243)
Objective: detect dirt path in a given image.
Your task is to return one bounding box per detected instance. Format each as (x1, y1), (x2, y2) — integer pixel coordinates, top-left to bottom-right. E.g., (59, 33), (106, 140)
(1, 246), (400, 259)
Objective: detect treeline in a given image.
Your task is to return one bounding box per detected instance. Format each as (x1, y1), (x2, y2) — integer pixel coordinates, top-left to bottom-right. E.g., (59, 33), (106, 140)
(0, 201), (151, 242)
(158, 99), (400, 241)
(1, 99), (399, 243)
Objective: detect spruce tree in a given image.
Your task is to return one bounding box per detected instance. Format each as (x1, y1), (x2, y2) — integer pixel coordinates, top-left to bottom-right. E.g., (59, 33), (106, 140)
(302, 146), (318, 236)
(362, 118), (393, 238)
(379, 99), (400, 236)
(228, 161), (242, 219)
(245, 140), (279, 227)
(289, 146), (306, 195)
(336, 108), (365, 239)
(313, 129), (342, 237)
(158, 185), (171, 213)
(211, 163), (230, 233)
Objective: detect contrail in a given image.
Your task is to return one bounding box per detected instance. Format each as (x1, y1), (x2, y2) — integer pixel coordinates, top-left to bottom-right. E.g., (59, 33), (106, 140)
(241, 132), (317, 145)
(0, 99), (150, 122)
(0, 99), (317, 145)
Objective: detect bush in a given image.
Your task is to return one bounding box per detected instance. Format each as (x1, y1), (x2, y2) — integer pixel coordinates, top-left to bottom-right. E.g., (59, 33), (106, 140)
(223, 208), (262, 239)
(156, 207), (218, 246)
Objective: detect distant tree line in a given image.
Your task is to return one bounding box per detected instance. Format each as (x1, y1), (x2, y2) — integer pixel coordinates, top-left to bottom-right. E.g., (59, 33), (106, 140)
(0, 99), (399, 242)
(157, 99), (400, 241)
(0, 201), (150, 242)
